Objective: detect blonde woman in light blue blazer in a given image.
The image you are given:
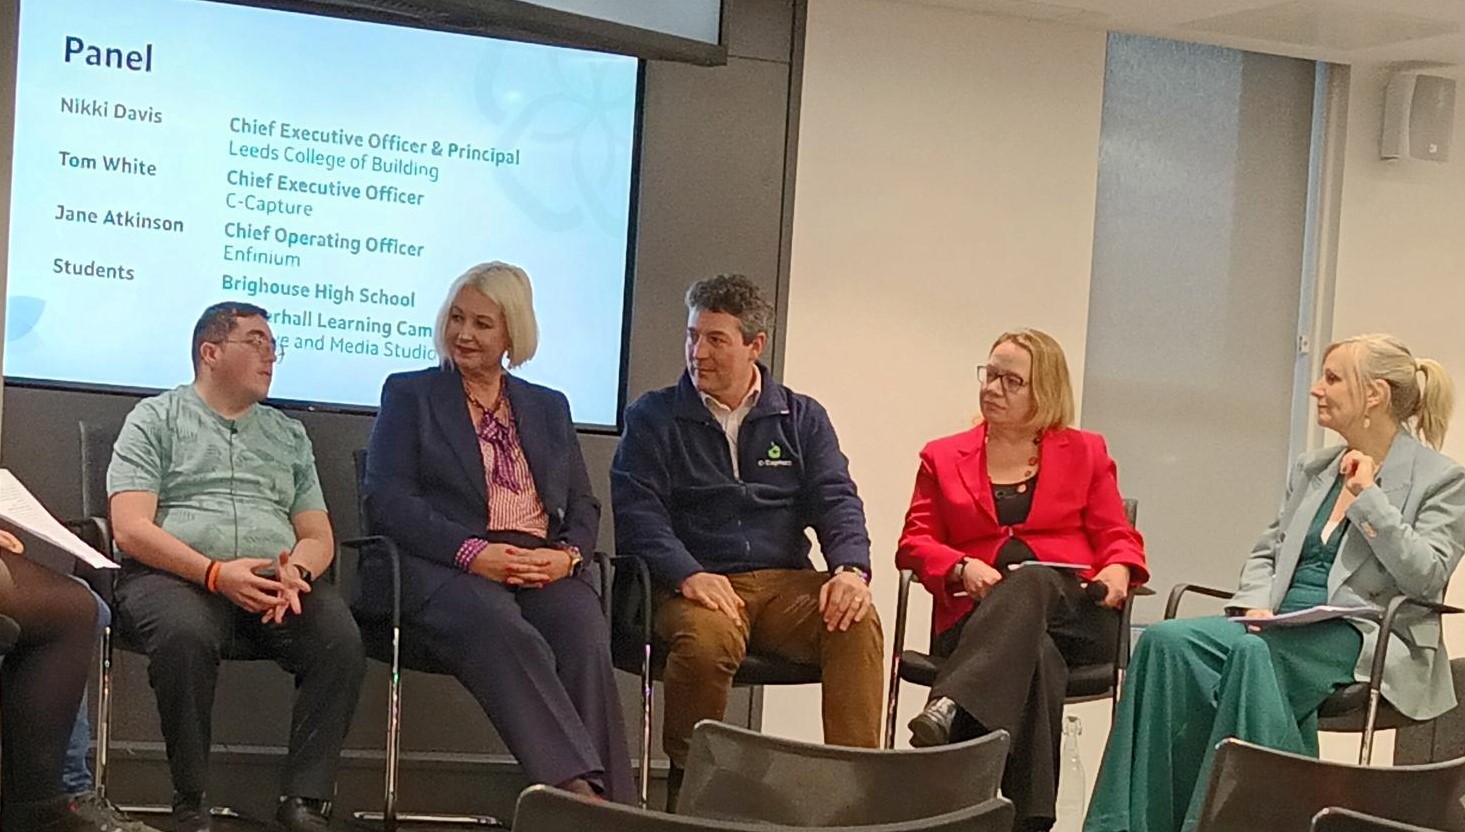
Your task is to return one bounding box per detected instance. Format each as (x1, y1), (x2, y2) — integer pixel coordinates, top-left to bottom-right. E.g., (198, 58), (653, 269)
(1086, 333), (1465, 832)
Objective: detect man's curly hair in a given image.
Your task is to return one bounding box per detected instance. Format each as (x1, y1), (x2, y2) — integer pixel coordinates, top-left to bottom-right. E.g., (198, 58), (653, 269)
(684, 274), (774, 344)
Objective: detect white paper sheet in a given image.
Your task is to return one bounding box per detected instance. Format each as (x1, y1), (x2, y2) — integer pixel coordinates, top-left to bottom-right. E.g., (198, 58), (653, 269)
(0, 469), (116, 569)
(1006, 560), (1087, 572)
(1228, 604), (1380, 628)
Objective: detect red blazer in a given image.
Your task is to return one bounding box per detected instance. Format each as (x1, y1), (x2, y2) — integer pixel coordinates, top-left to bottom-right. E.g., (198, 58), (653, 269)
(896, 424), (1148, 634)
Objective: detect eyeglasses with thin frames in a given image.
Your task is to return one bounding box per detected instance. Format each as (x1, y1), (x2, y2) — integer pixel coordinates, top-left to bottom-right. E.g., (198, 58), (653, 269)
(976, 364), (1026, 394)
(216, 334), (285, 363)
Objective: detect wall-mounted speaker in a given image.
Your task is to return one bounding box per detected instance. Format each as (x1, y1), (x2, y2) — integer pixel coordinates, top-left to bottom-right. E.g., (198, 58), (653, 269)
(1381, 72), (1456, 162)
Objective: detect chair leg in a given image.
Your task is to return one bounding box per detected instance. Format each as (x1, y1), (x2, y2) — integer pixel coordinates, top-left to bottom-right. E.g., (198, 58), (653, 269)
(1359, 688), (1381, 765)
(1111, 667), (1126, 724)
(95, 626), (114, 799)
(351, 631), (503, 830)
(884, 656), (902, 750)
(386, 626), (403, 830)
(639, 641), (653, 810)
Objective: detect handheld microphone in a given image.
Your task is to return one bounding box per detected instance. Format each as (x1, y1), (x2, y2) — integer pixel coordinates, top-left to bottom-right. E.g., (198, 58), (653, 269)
(0, 613), (20, 655)
(1082, 580), (1110, 606)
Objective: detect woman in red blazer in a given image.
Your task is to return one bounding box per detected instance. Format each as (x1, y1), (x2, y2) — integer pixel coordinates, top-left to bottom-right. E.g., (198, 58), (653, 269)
(896, 328), (1147, 832)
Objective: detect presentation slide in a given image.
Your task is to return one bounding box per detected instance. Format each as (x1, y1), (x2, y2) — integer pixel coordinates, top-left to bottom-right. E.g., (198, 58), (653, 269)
(5, 0), (638, 426)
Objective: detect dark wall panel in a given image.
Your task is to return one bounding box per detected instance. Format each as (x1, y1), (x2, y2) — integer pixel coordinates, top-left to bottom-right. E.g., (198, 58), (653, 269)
(0, 0), (804, 819)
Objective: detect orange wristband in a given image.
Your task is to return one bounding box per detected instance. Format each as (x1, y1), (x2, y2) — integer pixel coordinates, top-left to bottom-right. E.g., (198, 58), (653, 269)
(204, 561), (221, 594)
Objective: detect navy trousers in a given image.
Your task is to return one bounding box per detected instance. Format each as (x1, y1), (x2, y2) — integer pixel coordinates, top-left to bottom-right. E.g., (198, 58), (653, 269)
(412, 570), (635, 803)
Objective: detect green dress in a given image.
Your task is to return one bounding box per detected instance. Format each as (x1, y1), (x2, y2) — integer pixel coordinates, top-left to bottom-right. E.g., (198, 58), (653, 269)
(1084, 477), (1365, 832)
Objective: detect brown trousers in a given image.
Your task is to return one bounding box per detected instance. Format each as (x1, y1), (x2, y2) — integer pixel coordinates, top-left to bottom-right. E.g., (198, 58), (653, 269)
(654, 568), (884, 766)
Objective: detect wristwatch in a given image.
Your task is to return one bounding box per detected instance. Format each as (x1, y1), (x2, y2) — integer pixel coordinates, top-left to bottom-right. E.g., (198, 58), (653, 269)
(833, 564), (871, 584)
(555, 543), (584, 576)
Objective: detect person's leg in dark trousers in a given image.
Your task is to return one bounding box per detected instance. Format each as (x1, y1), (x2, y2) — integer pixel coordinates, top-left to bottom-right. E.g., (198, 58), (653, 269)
(931, 566), (1116, 831)
(414, 572), (604, 790)
(0, 550), (97, 824)
(517, 572), (636, 803)
(236, 581), (364, 801)
(115, 565), (236, 802)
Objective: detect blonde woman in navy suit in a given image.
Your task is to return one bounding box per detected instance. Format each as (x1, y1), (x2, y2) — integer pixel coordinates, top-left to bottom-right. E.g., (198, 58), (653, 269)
(1086, 334), (1464, 832)
(359, 262), (633, 802)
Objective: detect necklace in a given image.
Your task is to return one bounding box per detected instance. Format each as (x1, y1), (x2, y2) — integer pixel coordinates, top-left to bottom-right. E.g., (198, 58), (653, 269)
(989, 430), (1043, 493)
(463, 379), (504, 418)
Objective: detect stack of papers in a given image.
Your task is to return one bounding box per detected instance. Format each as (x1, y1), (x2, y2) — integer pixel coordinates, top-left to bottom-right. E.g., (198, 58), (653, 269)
(1006, 561), (1086, 572)
(0, 469), (116, 569)
(1228, 605), (1380, 628)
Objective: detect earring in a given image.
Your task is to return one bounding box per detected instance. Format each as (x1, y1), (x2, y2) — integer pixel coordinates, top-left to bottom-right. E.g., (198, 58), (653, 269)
(1364, 414), (1372, 429)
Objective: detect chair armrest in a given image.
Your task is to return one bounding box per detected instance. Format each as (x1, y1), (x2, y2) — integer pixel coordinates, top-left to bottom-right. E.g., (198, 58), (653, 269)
(893, 569), (915, 657)
(592, 550), (611, 621)
(1367, 596), (1465, 690)
(609, 553), (654, 646)
(1164, 582), (1233, 620)
(340, 534), (402, 629)
(64, 516), (119, 603)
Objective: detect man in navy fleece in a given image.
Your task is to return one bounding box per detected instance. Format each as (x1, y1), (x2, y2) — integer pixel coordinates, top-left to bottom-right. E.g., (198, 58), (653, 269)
(611, 274), (882, 800)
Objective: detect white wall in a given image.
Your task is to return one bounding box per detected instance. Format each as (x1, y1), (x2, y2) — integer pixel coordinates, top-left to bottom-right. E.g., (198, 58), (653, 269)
(771, 0), (1112, 769)
(770, 1), (1465, 793)
(1331, 62), (1465, 654)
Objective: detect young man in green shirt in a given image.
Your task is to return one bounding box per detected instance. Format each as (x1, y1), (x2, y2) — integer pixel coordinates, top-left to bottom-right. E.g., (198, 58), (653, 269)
(107, 302), (364, 832)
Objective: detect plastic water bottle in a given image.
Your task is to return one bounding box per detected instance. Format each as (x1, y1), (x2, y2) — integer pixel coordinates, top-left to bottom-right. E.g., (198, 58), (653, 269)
(1054, 715), (1086, 832)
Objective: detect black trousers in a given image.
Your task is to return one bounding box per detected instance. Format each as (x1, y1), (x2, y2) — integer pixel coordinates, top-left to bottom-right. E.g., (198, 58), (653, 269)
(931, 566), (1118, 830)
(115, 564), (365, 800)
(0, 550), (97, 808)
(412, 570), (635, 804)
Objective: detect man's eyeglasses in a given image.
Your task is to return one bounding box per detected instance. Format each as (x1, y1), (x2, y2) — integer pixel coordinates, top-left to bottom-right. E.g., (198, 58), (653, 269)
(216, 334), (285, 363)
(977, 364), (1026, 394)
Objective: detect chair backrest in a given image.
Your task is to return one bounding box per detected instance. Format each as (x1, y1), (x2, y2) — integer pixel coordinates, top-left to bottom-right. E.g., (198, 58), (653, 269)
(79, 421), (121, 522)
(513, 785), (1015, 832)
(353, 448), (372, 532)
(678, 720), (1011, 826)
(1194, 739), (1465, 832)
(1313, 807), (1449, 832)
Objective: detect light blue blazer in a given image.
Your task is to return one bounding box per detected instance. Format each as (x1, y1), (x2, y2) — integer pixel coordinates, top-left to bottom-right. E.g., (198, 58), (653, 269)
(1230, 432), (1465, 721)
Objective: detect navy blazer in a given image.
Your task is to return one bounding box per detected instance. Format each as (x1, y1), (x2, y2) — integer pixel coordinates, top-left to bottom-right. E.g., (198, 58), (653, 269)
(357, 366), (600, 616)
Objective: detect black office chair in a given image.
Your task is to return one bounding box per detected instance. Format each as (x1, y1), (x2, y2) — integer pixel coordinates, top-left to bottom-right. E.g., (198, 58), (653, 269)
(342, 449), (610, 830)
(1192, 738), (1465, 832)
(884, 498), (1149, 748)
(513, 784), (1017, 832)
(678, 720), (1010, 825)
(75, 421), (252, 822)
(609, 552), (824, 808)
(1312, 807), (1452, 832)
(1164, 582), (1464, 764)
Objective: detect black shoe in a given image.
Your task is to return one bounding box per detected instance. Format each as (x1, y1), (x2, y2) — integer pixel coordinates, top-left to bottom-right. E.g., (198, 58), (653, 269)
(909, 696), (959, 747)
(171, 793), (211, 832)
(70, 791), (165, 832)
(665, 765), (685, 813)
(275, 796), (332, 831)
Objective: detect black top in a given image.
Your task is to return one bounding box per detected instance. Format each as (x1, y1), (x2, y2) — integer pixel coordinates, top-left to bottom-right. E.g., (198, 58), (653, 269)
(992, 475), (1038, 569)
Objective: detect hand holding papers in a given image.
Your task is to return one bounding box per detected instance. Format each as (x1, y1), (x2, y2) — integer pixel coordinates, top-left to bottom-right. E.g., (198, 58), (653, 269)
(0, 469), (116, 569)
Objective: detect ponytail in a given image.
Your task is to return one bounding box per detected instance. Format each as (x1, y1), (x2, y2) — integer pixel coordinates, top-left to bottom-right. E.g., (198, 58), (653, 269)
(1414, 357), (1455, 450)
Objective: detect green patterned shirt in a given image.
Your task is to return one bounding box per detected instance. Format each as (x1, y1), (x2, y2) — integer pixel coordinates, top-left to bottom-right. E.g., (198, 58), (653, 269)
(106, 384), (327, 562)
